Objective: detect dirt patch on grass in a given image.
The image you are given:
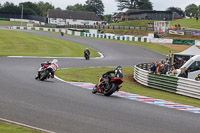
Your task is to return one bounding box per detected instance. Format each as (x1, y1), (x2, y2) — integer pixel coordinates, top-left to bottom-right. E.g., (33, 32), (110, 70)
(160, 44), (191, 52)
(102, 29), (153, 36)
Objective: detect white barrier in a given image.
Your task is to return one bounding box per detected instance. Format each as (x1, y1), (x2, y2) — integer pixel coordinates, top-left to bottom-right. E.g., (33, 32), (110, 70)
(134, 64), (200, 99)
(177, 78), (200, 99)
(195, 40), (200, 46)
(134, 67), (148, 86)
(43, 28), (48, 31)
(74, 31), (81, 36)
(149, 38), (173, 44)
(35, 27), (40, 30)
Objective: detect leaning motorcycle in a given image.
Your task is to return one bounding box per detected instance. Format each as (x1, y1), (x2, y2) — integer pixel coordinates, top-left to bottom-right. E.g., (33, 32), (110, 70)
(92, 75), (123, 96)
(84, 52), (90, 60)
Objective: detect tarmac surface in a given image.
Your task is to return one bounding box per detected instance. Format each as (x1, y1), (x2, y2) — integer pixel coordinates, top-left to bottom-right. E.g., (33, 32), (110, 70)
(0, 27), (200, 133)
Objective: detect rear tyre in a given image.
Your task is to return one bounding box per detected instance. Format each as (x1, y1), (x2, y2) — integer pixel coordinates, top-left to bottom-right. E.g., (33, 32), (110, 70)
(104, 83), (116, 96)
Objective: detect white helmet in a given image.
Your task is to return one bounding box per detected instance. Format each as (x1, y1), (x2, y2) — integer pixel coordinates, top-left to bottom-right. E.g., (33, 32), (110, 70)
(52, 59), (58, 66)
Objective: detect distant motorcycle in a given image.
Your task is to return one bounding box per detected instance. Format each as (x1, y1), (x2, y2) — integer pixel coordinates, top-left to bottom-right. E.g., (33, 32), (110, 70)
(84, 51), (90, 60)
(60, 32), (64, 36)
(92, 75), (123, 96)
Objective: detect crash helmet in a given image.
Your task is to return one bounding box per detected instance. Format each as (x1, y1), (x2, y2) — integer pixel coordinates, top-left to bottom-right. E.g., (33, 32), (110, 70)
(52, 59), (58, 65)
(116, 66), (122, 70)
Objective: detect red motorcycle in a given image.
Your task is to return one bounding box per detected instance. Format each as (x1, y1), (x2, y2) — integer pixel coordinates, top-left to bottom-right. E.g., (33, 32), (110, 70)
(92, 75), (123, 96)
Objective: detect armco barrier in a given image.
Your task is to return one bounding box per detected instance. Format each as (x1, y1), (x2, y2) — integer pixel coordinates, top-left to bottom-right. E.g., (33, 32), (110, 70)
(134, 64), (200, 99)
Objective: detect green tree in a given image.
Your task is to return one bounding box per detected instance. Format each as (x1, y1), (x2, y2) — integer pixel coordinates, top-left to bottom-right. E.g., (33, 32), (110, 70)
(66, 4), (87, 11)
(103, 14), (112, 23)
(0, 2), (20, 13)
(85, 0), (104, 16)
(167, 7), (185, 17)
(19, 2), (39, 15)
(116, 0), (153, 10)
(185, 4), (198, 17)
(37, 1), (54, 17)
(138, 0), (153, 10)
(56, 7), (62, 10)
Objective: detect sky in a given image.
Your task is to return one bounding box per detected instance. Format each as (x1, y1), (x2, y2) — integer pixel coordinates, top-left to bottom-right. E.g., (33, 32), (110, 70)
(1, 0), (200, 15)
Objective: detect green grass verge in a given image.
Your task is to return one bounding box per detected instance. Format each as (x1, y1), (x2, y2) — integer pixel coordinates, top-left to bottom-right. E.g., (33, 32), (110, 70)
(101, 29), (153, 36)
(109, 18), (200, 30)
(166, 34), (200, 40)
(93, 37), (177, 55)
(170, 18), (200, 29)
(115, 40), (175, 55)
(0, 121), (41, 133)
(0, 29), (99, 57)
(109, 20), (155, 27)
(0, 20), (27, 26)
(56, 67), (200, 108)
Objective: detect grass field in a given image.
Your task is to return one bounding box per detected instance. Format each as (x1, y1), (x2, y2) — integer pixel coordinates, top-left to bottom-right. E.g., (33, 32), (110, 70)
(94, 37), (182, 55)
(56, 67), (200, 108)
(109, 18), (200, 30)
(0, 121), (41, 133)
(0, 20), (27, 26)
(0, 29), (99, 57)
(170, 18), (200, 29)
(101, 29), (153, 36)
(109, 20), (155, 27)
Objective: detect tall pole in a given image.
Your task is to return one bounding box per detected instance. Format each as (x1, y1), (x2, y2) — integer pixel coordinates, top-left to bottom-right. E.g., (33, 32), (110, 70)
(21, 5), (23, 26)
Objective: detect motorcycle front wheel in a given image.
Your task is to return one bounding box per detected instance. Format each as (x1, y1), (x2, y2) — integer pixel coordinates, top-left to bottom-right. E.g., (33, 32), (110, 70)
(104, 83), (116, 96)
(92, 86), (97, 94)
(40, 70), (49, 81)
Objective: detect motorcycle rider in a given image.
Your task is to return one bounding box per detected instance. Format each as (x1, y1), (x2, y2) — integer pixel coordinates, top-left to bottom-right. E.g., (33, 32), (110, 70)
(84, 48), (90, 58)
(95, 66), (123, 89)
(103, 66), (123, 79)
(195, 74), (200, 81)
(35, 59), (58, 80)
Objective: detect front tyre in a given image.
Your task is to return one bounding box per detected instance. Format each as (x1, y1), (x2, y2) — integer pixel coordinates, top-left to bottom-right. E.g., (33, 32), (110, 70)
(104, 83), (116, 96)
(92, 86), (97, 94)
(40, 70), (49, 81)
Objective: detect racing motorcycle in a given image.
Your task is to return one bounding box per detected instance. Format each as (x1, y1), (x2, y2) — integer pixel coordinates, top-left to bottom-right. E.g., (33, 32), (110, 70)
(92, 75), (123, 96)
(36, 66), (53, 81)
(84, 51), (90, 60)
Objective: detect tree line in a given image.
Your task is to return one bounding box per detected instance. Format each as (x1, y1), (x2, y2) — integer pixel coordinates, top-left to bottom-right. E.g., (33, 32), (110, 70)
(0, 0), (152, 17)
(0, 0), (200, 19)
(0, 1), (54, 17)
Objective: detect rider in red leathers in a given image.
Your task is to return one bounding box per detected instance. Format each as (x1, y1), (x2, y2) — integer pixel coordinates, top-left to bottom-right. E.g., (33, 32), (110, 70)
(95, 66), (123, 89)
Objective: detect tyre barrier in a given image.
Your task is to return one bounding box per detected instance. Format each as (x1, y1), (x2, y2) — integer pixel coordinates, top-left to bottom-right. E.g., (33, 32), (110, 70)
(10, 26), (148, 43)
(10, 26), (200, 45)
(134, 64), (200, 99)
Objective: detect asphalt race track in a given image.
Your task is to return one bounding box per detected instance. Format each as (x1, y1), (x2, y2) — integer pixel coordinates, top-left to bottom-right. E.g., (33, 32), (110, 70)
(0, 28), (200, 133)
